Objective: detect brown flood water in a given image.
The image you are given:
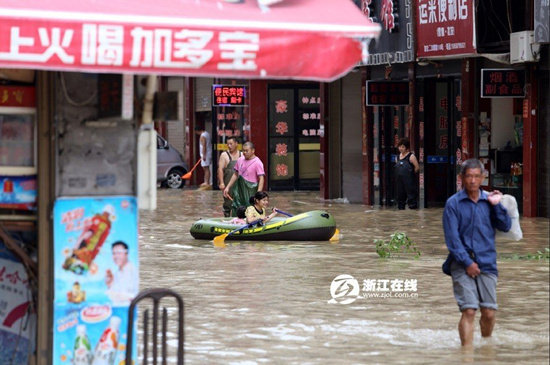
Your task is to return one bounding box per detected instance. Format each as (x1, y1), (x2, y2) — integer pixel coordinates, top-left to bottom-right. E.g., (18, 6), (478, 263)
(138, 189), (549, 364)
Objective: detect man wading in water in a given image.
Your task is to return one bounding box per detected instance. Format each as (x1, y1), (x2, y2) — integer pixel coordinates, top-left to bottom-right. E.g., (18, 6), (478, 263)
(223, 141), (265, 217)
(217, 136), (242, 217)
(442, 159), (511, 347)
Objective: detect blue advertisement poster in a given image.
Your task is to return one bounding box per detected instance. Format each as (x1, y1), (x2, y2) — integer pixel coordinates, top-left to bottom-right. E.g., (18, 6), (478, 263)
(53, 196), (138, 365)
(0, 175), (37, 210)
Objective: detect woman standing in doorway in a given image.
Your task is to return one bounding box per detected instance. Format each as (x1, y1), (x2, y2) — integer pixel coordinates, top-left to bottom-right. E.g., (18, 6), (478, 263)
(396, 137), (419, 209)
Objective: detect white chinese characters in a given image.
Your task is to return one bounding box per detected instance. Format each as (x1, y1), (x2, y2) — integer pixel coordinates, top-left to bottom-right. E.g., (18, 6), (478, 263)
(0, 26), (75, 63)
(0, 23), (260, 72)
(362, 278), (418, 292)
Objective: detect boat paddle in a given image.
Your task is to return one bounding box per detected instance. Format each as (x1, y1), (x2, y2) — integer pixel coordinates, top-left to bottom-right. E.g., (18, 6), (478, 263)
(274, 209), (293, 217)
(182, 159), (202, 180)
(213, 219), (263, 245)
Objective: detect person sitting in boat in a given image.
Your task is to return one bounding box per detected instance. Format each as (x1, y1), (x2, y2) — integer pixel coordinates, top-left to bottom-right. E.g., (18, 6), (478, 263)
(245, 191), (278, 225)
(223, 206), (247, 225)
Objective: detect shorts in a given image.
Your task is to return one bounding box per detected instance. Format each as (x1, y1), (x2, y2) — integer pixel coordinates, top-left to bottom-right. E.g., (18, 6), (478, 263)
(200, 154), (212, 167)
(450, 261), (498, 312)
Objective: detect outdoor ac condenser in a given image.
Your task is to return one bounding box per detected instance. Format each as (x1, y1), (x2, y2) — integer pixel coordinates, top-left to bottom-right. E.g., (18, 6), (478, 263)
(510, 31), (541, 64)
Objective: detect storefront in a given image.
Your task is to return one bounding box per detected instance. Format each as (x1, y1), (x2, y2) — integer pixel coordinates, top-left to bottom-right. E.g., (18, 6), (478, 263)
(0, 1), (381, 362)
(415, 67), (462, 208)
(415, 0), (545, 216)
(267, 84), (320, 190)
(361, 0), (415, 206)
(0, 78), (38, 365)
(368, 74), (412, 207)
(188, 78), (320, 191)
(478, 66), (526, 212)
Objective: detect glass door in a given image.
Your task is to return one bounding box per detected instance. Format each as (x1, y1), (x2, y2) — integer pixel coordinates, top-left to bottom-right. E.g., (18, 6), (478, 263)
(268, 85), (319, 191)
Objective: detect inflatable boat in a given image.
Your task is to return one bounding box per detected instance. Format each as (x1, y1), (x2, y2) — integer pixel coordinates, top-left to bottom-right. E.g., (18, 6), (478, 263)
(190, 210), (337, 241)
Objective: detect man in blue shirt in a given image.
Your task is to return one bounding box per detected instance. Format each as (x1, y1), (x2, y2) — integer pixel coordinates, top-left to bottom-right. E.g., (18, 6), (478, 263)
(443, 159), (511, 347)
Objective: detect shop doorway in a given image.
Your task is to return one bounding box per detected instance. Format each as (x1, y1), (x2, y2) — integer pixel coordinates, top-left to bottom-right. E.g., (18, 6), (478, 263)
(419, 78), (461, 207)
(372, 105), (408, 206)
(267, 85), (320, 191)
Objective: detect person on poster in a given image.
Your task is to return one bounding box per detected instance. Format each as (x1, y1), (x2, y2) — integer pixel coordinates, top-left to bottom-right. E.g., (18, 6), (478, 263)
(395, 138), (419, 210)
(442, 159), (511, 347)
(217, 136), (242, 217)
(105, 241), (138, 305)
(223, 141), (265, 217)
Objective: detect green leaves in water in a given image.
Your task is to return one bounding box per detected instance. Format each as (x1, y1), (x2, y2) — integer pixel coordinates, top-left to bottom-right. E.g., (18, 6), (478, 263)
(374, 232), (421, 259)
(500, 247), (550, 261)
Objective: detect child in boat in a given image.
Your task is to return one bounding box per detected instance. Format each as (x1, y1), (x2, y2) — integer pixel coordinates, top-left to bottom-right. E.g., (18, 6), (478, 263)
(224, 206), (247, 225)
(245, 191), (278, 225)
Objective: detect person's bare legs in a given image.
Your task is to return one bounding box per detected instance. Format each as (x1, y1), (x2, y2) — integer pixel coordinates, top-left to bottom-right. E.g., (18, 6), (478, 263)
(479, 307), (496, 338)
(459, 308), (476, 347)
(201, 166), (211, 186)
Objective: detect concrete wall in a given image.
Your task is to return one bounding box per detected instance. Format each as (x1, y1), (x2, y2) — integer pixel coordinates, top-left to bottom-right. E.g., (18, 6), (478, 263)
(166, 78), (185, 157)
(55, 73), (136, 196)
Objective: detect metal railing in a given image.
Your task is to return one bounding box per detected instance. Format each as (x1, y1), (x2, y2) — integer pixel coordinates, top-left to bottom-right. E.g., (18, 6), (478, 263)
(125, 288), (184, 365)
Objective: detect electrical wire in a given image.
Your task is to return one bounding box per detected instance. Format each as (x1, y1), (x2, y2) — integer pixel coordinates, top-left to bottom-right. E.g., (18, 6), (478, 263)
(506, 0), (512, 33)
(488, 0), (511, 42)
(60, 73), (97, 107)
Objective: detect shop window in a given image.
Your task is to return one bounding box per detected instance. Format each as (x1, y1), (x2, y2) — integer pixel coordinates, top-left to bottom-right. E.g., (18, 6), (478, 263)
(0, 85), (37, 211)
(0, 112), (36, 172)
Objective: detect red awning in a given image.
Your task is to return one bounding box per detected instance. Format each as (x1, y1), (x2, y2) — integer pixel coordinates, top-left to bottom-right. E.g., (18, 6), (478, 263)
(0, 0), (380, 81)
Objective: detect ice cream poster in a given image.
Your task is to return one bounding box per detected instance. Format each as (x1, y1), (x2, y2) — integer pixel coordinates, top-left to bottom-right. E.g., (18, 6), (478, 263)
(0, 242), (36, 365)
(53, 196), (138, 365)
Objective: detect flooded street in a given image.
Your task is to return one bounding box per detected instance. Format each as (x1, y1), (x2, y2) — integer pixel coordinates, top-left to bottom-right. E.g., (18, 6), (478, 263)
(139, 189), (549, 364)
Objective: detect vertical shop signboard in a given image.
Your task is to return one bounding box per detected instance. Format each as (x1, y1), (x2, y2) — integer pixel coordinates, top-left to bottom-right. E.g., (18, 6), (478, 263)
(53, 196), (138, 365)
(268, 89), (295, 186)
(362, 0), (414, 65)
(416, 0), (476, 58)
(436, 83), (449, 155)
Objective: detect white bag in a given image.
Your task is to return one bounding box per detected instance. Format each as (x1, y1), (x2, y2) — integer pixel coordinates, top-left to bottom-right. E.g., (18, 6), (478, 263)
(495, 194), (523, 241)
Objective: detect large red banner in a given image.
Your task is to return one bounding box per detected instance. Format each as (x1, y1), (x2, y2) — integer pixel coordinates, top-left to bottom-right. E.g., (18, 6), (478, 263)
(0, 0), (382, 82)
(416, 0), (476, 58)
(0, 18), (367, 81)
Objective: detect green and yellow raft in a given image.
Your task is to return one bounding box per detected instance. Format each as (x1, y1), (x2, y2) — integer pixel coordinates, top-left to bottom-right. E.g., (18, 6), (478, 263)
(190, 210), (336, 241)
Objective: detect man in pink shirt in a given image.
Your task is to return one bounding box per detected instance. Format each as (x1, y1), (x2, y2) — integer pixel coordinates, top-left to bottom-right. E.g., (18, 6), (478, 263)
(223, 141), (265, 216)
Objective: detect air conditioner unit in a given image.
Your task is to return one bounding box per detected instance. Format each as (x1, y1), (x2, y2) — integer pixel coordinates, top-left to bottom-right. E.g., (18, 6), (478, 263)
(510, 31), (540, 63)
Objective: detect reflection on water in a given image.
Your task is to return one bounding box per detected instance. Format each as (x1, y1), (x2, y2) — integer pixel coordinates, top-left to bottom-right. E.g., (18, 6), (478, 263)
(139, 189), (549, 364)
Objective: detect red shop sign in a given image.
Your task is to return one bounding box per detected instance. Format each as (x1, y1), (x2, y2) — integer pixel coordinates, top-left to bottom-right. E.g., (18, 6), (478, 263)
(212, 85), (247, 107)
(416, 0), (476, 58)
(0, 86), (36, 108)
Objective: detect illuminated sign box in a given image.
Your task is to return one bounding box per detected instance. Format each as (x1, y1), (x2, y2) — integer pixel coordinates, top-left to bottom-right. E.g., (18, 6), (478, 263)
(366, 81), (409, 106)
(212, 85), (247, 107)
(481, 69), (526, 98)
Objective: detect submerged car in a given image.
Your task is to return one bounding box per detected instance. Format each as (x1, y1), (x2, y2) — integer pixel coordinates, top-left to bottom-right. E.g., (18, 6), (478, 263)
(157, 135), (188, 189)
